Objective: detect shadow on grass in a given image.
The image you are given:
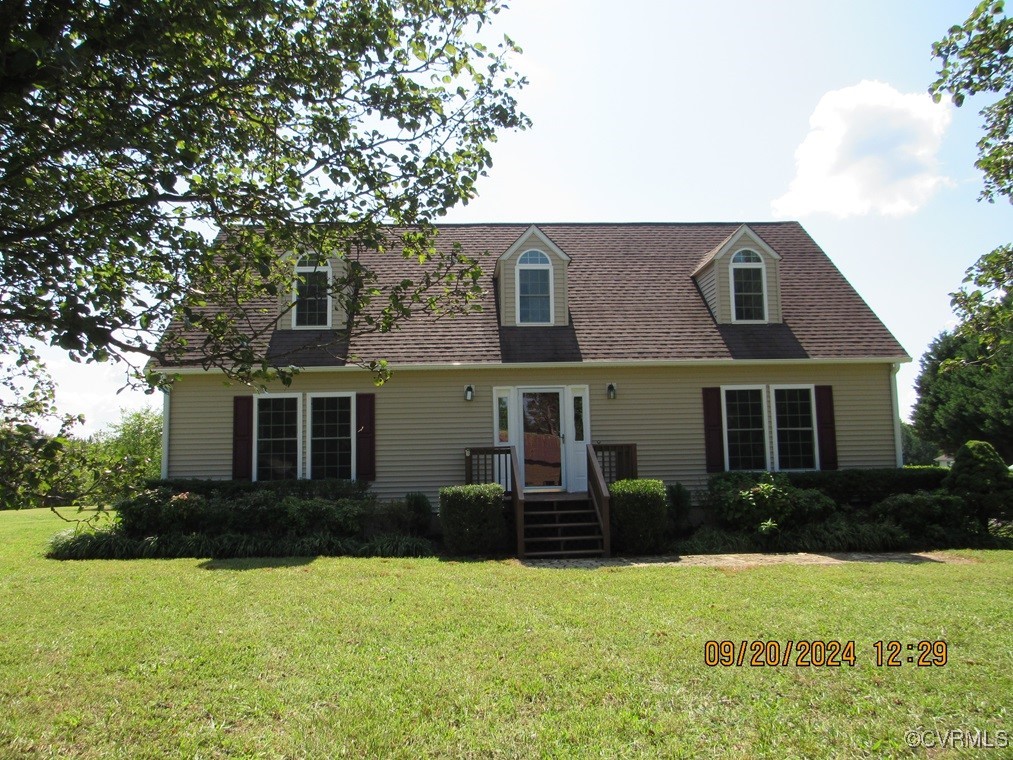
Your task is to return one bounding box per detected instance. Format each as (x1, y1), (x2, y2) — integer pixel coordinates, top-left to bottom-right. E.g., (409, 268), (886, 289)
(198, 556), (318, 571)
(815, 552), (952, 564)
(515, 551), (978, 570)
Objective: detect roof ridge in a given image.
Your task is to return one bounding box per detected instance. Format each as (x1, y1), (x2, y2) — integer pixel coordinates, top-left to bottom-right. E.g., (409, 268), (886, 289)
(432, 221), (802, 228)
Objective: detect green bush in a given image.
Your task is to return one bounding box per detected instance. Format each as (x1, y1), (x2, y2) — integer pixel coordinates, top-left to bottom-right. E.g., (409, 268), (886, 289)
(439, 484), (508, 556)
(868, 491), (986, 548)
(777, 514), (910, 553)
(708, 473), (835, 531)
(359, 533), (436, 558)
(116, 489), (369, 539)
(146, 478), (371, 501)
(943, 440), (1012, 526)
(665, 482), (693, 539)
(609, 479), (667, 555)
(672, 527), (754, 555)
(706, 468), (950, 510)
(47, 526), (436, 561)
(782, 467), (949, 506)
(405, 491), (434, 535)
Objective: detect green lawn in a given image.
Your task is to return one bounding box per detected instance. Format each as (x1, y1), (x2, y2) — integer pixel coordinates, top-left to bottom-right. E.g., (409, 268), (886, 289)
(1, 509), (1010, 759)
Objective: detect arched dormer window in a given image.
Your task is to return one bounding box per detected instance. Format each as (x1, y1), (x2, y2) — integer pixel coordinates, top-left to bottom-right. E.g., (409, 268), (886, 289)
(730, 249), (766, 322)
(516, 250), (553, 325)
(293, 254), (332, 328)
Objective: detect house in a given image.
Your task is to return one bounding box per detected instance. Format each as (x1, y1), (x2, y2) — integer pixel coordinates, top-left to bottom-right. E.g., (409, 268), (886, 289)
(156, 222), (909, 556)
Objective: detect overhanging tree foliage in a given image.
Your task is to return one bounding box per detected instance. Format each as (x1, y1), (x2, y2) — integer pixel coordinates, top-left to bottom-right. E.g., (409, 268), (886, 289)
(1, 0), (528, 381)
(930, 1), (1011, 361)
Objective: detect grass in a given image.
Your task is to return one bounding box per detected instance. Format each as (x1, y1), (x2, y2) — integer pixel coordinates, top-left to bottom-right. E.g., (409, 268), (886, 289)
(2, 509), (1011, 758)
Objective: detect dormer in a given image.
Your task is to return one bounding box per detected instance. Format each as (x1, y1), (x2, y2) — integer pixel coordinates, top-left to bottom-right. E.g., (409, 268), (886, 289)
(495, 226), (570, 326)
(692, 225), (782, 324)
(281, 251), (350, 331)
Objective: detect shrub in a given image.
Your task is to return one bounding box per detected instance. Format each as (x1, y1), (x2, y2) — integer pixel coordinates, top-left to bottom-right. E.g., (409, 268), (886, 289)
(943, 440), (1012, 526)
(146, 478), (371, 501)
(405, 491), (434, 535)
(115, 489), (368, 539)
(782, 467), (948, 507)
(672, 527), (754, 555)
(777, 514), (910, 553)
(869, 491), (983, 548)
(361, 499), (414, 537)
(609, 479), (667, 555)
(439, 484), (508, 556)
(708, 473), (835, 531)
(708, 468), (951, 510)
(360, 533), (436, 558)
(285, 497), (366, 537)
(665, 482), (693, 538)
(115, 488), (176, 538)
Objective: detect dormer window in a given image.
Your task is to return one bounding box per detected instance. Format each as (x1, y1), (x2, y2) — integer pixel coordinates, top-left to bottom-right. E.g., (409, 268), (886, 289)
(516, 250), (553, 325)
(730, 249), (766, 322)
(293, 254), (332, 329)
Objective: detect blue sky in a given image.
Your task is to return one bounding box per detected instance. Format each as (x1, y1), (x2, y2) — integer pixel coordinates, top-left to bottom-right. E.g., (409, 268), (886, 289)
(44, 0), (1009, 434)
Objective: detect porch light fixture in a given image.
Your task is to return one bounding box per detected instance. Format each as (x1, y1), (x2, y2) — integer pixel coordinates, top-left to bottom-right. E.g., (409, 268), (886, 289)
(464, 385), (475, 402)
(606, 383), (617, 400)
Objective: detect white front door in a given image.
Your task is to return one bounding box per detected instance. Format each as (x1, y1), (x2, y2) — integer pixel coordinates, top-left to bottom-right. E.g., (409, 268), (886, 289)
(494, 385), (590, 493)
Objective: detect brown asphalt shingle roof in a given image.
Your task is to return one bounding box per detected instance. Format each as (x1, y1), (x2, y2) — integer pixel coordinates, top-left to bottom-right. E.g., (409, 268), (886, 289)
(158, 222), (909, 368)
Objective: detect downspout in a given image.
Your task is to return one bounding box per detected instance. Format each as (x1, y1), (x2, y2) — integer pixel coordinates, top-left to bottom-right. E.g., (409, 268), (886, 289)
(161, 388), (170, 479)
(890, 363), (903, 468)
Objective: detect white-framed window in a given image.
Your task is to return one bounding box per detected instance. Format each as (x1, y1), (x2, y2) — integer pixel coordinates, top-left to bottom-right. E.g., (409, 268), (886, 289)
(292, 254), (332, 329)
(493, 387), (512, 445)
(254, 393), (302, 481)
(721, 385), (769, 471)
(720, 384), (819, 472)
(516, 250), (553, 325)
(307, 393), (356, 480)
(729, 249), (766, 323)
(771, 385), (818, 471)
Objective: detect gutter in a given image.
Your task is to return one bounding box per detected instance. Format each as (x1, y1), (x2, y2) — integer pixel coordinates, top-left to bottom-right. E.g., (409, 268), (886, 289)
(161, 389), (170, 479)
(890, 363), (903, 468)
(154, 355), (914, 376)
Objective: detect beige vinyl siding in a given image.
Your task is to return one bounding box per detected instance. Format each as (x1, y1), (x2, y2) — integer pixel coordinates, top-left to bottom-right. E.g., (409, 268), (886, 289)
(167, 362), (898, 501)
(696, 262), (718, 318)
(497, 237), (568, 326)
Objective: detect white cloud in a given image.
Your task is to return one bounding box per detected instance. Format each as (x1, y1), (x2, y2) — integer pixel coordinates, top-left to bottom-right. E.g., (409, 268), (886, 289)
(772, 80), (952, 218)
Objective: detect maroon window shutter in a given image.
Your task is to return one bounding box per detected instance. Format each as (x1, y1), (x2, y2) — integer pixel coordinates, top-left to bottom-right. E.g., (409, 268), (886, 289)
(702, 387), (725, 473)
(356, 393), (376, 481)
(232, 396), (254, 480)
(815, 385), (838, 471)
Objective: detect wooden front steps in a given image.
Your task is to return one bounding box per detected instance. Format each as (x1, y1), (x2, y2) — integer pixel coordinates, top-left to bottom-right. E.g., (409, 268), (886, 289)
(522, 492), (604, 558)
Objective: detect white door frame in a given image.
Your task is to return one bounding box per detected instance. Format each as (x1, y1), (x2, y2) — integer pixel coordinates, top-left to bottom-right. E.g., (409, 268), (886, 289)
(492, 385), (590, 493)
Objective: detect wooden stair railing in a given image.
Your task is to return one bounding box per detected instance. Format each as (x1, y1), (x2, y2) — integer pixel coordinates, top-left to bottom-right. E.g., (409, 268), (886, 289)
(586, 443), (612, 558)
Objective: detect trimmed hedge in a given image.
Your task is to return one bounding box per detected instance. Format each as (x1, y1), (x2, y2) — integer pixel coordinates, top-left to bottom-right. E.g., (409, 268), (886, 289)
(683, 466), (1011, 553)
(788, 467), (949, 506)
(707, 467), (949, 509)
(439, 484), (508, 556)
(610, 479), (667, 555)
(47, 528), (435, 560)
(868, 492), (984, 547)
(144, 478), (371, 501)
(116, 489), (369, 539)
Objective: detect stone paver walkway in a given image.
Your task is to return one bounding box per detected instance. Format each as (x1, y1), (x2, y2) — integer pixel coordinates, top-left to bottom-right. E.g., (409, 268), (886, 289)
(518, 551), (975, 570)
